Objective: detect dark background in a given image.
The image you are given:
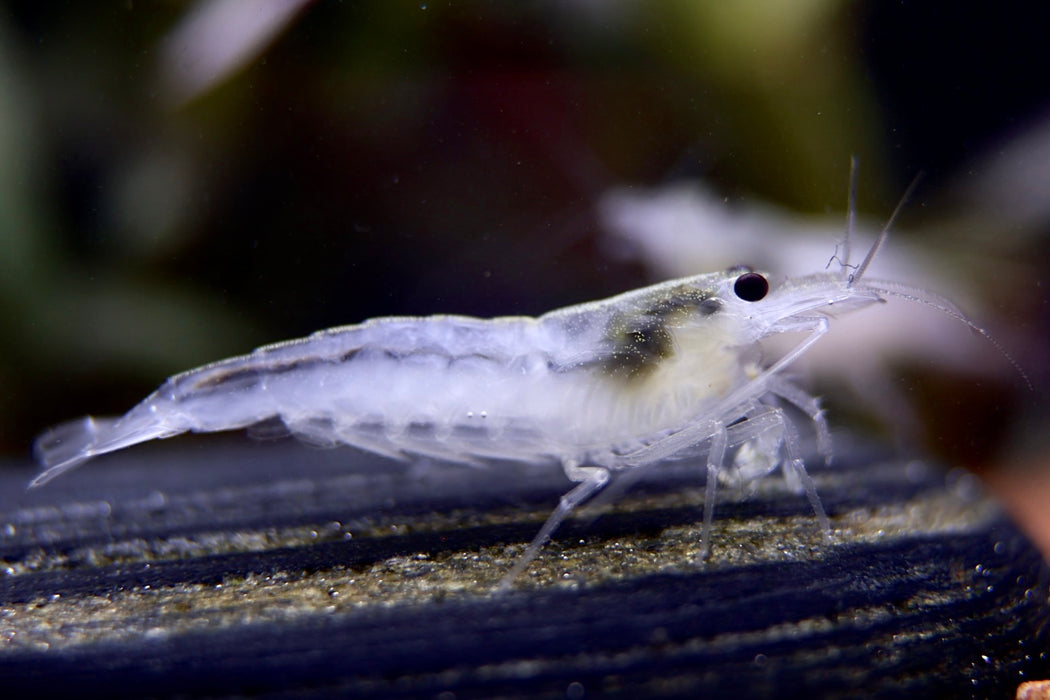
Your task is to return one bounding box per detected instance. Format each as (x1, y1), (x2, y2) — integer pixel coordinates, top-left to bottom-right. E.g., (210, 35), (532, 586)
(1, 1), (1048, 472)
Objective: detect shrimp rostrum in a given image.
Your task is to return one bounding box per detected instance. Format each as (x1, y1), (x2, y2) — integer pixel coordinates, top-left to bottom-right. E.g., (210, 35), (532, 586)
(32, 199), (1009, 589)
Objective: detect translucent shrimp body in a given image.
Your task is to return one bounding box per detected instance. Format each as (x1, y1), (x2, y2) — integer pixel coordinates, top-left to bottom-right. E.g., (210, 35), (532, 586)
(34, 269), (877, 472)
(38, 209), (957, 587)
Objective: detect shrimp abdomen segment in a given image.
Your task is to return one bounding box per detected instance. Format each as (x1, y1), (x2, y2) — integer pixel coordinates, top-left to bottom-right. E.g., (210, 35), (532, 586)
(179, 341), (564, 464)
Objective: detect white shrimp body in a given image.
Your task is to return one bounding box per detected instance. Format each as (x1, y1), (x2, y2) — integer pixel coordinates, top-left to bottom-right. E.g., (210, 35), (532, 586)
(41, 210), (987, 587)
(34, 270), (829, 481)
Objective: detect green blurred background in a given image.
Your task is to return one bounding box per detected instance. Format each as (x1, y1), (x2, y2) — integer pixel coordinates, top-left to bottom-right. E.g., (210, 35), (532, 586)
(1, 1), (1047, 469)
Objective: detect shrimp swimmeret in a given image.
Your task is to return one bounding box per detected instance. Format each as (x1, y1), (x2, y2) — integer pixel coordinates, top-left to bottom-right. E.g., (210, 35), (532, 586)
(31, 188), (1012, 589)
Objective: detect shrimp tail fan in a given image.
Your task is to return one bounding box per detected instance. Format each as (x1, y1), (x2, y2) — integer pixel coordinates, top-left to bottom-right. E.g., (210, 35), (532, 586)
(30, 414), (183, 488)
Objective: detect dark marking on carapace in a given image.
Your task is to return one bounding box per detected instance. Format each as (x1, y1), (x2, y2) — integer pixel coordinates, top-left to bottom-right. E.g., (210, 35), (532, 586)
(601, 285), (718, 379)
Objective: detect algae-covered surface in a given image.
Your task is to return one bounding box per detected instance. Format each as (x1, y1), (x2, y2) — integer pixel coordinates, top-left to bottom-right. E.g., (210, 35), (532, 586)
(0, 439), (1047, 698)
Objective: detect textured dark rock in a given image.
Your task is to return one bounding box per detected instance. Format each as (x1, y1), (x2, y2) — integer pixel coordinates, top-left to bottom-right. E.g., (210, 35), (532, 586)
(0, 438), (1047, 698)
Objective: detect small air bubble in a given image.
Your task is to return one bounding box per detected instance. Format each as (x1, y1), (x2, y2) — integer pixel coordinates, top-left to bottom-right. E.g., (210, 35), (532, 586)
(946, 468), (982, 501)
(904, 461), (928, 482)
(144, 491), (167, 509)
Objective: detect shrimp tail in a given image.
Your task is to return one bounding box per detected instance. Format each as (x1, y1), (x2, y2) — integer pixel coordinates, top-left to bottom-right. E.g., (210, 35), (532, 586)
(30, 407), (186, 488)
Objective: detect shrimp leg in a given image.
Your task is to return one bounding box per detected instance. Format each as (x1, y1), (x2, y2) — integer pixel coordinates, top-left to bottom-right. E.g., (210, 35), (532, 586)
(496, 461), (611, 592)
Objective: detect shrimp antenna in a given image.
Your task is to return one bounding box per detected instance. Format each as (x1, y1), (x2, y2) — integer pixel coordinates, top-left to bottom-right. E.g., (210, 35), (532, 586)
(851, 170), (924, 286)
(859, 278), (1033, 391)
(842, 155), (859, 268)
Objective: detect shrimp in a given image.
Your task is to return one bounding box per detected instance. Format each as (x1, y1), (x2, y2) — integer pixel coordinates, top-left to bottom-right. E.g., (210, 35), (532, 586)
(31, 170), (1017, 590)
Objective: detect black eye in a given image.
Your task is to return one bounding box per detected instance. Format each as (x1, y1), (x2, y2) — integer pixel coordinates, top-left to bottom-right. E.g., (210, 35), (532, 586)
(733, 272), (768, 302)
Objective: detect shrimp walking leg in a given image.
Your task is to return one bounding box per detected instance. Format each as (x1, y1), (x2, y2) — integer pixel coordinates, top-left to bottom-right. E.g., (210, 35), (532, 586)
(695, 404), (829, 557)
(764, 404), (832, 537)
(725, 404), (831, 535)
(766, 374), (833, 466)
(700, 423), (729, 559)
(698, 408), (793, 556)
(497, 462), (611, 592)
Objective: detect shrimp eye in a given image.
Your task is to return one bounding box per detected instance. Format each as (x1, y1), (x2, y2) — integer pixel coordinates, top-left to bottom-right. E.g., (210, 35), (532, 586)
(733, 272), (768, 302)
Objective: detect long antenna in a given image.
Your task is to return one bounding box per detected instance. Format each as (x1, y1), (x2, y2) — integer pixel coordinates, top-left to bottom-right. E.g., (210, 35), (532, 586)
(843, 155), (858, 268)
(860, 278), (1033, 391)
(851, 170), (924, 285)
